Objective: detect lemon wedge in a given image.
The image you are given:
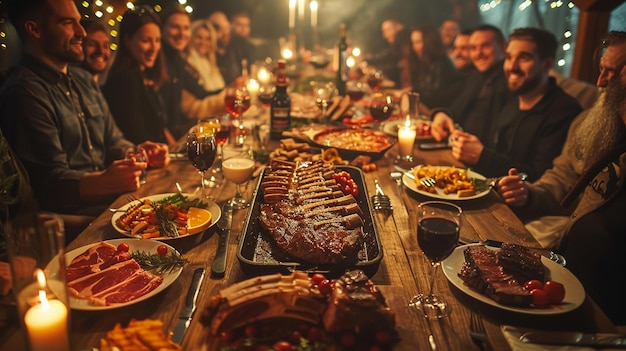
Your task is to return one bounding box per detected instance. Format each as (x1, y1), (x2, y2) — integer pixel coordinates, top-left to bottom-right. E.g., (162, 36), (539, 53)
(186, 207), (212, 234)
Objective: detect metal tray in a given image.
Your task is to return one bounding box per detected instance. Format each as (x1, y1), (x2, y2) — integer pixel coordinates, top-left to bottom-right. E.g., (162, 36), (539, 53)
(310, 128), (395, 161)
(237, 165), (383, 278)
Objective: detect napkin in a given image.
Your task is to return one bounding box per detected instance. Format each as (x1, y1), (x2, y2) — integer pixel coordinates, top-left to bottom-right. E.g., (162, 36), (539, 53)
(501, 325), (621, 351)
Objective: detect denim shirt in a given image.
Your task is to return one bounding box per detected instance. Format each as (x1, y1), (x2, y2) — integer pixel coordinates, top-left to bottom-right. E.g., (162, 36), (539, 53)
(0, 54), (132, 213)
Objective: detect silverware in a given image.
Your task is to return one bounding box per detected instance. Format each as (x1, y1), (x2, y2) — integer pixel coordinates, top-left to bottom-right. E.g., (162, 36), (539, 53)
(211, 204), (232, 277)
(371, 179), (392, 211)
(469, 311), (492, 351)
(389, 171), (403, 194)
(420, 176), (436, 188)
(175, 182), (185, 197)
(520, 330), (626, 348)
(472, 172), (528, 192)
(468, 238), (567, 267)
(171, 267), (205, 344)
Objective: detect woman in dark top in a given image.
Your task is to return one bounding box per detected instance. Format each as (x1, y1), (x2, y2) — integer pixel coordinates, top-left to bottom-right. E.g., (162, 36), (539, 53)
(102, 6), (173, 145)
(402, 25), (461, 110)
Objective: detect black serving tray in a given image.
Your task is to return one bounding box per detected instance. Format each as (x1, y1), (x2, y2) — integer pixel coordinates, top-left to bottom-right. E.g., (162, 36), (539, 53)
(237, 165), (383, 278)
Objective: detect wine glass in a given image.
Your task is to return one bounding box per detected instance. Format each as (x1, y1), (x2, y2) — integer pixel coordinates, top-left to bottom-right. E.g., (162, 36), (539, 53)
(410, 201), (462, 319)
(224, 86), (251, 122)
(197, 116), (224, 187)
(314, 81), (336, 122)
(222, 144), (255, 209)
(369, 92), (394, 124)
(186, 129), (217, 199)
(258, 84), (275, 108)
(346, 80), (366, 118)
(366, 69), (384, 92)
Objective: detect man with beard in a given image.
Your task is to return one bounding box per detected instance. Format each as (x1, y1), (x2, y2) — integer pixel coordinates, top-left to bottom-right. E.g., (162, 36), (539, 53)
(497, 31), (626, 324)
(79, 19), (111, 85)
(430, 24), (513, 144)
(0, 0), (170, 217)
(447, 28), (581, 180)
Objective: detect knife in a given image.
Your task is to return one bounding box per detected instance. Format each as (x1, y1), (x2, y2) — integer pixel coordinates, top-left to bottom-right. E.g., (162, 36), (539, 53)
(459, 238), (567, 266)
(520, 331), (626, 348)
(211, 204), (232, 277)
(171, 267), (205, 344)
(394, 165), (415, 179)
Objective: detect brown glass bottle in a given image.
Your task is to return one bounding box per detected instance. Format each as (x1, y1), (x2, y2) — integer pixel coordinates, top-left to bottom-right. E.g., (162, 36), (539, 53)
(270, 59), (291, 140)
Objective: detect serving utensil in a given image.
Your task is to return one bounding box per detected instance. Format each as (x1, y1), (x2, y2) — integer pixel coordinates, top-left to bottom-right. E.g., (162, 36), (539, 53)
(371, 179), (392, 211)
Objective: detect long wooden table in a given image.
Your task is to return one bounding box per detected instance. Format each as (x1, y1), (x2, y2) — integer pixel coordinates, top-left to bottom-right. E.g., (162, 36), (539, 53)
(0, 136), (617, 351)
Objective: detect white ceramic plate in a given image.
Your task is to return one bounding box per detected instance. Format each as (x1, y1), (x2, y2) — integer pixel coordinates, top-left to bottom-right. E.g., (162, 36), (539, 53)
(402, 166), (491, 200)
(111, 193), (221, 240)
(50, 239), (183, 311)
(442, 244), (585, 315)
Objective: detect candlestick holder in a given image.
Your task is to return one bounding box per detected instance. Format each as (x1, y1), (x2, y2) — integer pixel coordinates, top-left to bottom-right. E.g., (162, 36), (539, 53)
(5, 212), (70, 351)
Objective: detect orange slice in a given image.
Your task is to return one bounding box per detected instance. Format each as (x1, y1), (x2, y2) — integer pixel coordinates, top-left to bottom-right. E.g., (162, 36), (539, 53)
(187, 207), (212, 234)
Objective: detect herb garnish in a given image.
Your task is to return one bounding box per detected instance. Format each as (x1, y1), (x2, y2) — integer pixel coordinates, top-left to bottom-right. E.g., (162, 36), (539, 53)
(131, 250), (187, 274)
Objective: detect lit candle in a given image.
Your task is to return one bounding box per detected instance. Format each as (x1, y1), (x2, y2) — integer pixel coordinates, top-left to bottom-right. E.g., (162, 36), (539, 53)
(298, 0), (305, 22)
(310, 1), (318, 28)
(398, 122), (417, 158)
(247, 78), (259, 104)
(257, 67), (270, 85)
(24, 270), (70, 351)
(289, 0), (296, 30)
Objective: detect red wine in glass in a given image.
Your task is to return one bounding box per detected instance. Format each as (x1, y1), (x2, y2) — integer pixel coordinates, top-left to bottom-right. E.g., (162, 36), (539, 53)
(187, 133), (217, 173)
(367, 76), (382, 91)
(215, 127), (230, 146)
(370, 101), (393, 122)
(347, 89), (365, 102)
(417, 217), (460, 262)
(225, 94), (251, 118)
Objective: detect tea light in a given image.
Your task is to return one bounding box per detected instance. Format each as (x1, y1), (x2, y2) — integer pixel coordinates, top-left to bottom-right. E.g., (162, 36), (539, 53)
(24, 270), (70, 351)
(398, 123), (416, 158)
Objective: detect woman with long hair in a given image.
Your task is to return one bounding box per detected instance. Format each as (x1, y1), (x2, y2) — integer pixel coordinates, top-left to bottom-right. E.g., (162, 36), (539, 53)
(102, 5), (175, 145)
(185, 20), (226, 92)
(402, 25), (461, 110)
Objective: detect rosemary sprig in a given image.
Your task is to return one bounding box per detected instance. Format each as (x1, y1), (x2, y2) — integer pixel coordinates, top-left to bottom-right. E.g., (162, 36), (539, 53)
(131, 250), (187, 274)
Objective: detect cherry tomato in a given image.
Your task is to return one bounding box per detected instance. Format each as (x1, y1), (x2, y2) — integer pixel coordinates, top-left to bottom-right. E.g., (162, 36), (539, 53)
(289, 331), (302, 344)
(543, 280), (566, 304)
(523, 279), (543, 292)
(156, 244), (168, 256)
(343, 185), (353, 195)
(339, 332), (356, 348)
(530, 288), (549, 307)
(272, 341), (294, 351)
(318, 279), (333, 295)
(311, 273), (326, 286)
(244, 324), (259, 339)
(117, 243), (129, 252)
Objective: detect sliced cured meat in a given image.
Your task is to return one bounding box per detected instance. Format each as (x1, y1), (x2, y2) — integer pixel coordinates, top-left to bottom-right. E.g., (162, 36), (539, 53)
(66, 242), (131, 281)
(90, 271), (163, 305)
(67, 260), (141, 298)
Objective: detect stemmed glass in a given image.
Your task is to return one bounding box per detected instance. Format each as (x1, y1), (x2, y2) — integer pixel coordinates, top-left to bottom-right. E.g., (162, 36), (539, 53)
(222, 145), (255, 209)
(314, 81), (336, 122)
(366, 69), (384, 92)
(346, 80), (366, 119)
(186, 128), (217, 199)
(410, 201), (462, 319)
(224, 86), (251, 144)
(369, 92), (394, 125)
(197, 117), (224, 187)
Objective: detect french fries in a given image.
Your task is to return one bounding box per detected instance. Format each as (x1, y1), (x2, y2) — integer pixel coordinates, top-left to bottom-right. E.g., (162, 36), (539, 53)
(413, 165), (475, 195)
(99, 319), (181, 351)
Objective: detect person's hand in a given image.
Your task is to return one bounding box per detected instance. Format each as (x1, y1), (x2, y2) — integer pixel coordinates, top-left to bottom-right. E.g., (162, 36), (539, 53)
(497, 168), (529, 207)
(450, 131), (483, 165)
(0, 261), (12, 296)
(138, 141), (170, 168)
(430, 112), (456, 142)
(101, 159), (145, 191)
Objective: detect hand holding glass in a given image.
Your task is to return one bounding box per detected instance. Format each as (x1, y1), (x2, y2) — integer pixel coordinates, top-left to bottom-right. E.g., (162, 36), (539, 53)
(410, 201), (462, 319)
(124, 147), (147, 184)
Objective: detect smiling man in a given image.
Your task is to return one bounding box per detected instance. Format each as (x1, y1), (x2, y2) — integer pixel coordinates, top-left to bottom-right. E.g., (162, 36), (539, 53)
(449, 28), (581, 180)
(80, 19), (111, 84)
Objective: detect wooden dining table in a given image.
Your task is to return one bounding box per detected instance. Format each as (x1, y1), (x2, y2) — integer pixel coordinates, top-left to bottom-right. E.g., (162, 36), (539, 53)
(0, 122), (618, 351)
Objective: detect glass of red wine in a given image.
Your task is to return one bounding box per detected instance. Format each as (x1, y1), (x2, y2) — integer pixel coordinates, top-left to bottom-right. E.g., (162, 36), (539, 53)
(186, 128), (217, 199)
(258, 84), (275, 108)
(369, 92), (394, 124)
(347, 80), (366, 119)
(224, 86), (251, 120)
(366, 69), (383, 92)
(410, 201), (462, 319)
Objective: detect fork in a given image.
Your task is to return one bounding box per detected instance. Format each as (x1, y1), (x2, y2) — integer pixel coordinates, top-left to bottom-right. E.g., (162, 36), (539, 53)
(371, 179), (393, 211)
(472, 172), (528, 192)
(420, 177), (436, 188)
(469, 311), (492, 351)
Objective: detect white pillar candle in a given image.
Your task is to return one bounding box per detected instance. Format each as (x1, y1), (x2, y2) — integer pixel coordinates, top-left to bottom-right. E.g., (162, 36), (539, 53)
(310, 1), (318, 28)
(24, 290), (70, 351)
(289, 0), (296, 30)
(247, 78), (259, 104)
(398, 125), (417, 157)
(257, 68), (270, 85)
(298, 0), (305, 22)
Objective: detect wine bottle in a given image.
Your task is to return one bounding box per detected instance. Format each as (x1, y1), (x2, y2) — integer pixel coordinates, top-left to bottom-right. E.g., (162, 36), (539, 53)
(270, 59), (291, 140)
(336, 24), (348, 96)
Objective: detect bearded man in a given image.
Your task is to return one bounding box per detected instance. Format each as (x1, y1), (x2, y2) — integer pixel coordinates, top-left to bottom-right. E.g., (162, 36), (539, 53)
(497, 31), (626, 325)
(444, 27), (582, 180)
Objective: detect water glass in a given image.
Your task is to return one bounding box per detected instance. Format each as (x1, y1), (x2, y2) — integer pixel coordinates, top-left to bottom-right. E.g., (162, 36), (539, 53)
(4, 212), (71, 351)
(124, 147), (147, 184)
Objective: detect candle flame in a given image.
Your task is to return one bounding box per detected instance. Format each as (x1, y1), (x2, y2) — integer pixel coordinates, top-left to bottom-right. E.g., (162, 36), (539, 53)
(35, 269), (46, 290)
(352, 47), (361, 57)
(282, 48), (293, 60)
(404, 118), (412, 128)
(247, 78), (259, 90)
(38, 289), (50, 309)
(346, 56), (355, 68)
(310, 0), (318, 10)
(289, 0), (296, 8)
